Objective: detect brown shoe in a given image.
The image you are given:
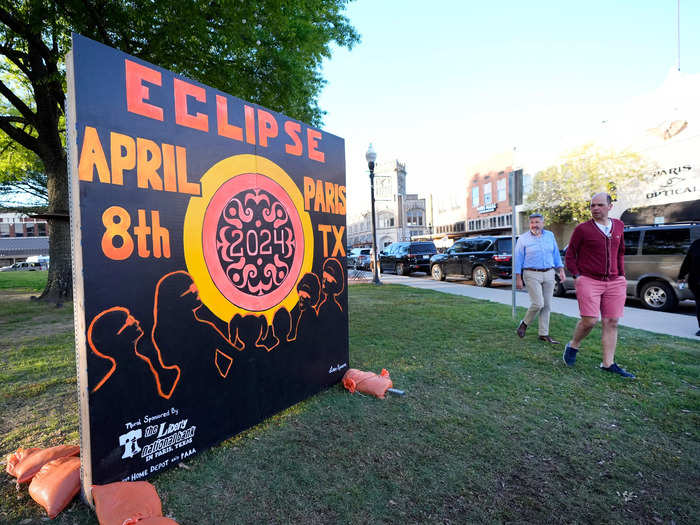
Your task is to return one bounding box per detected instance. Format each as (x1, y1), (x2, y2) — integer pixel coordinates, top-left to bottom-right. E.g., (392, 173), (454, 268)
(517, 321), (527, 338)
(538, 335), (560, 344)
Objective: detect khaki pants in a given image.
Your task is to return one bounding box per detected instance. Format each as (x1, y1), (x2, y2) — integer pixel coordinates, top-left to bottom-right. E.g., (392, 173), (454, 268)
(522, 269), (555, 336)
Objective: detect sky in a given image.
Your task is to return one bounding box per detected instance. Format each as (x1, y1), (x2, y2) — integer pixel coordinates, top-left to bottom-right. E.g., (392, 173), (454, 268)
(316, 0), (700, 217)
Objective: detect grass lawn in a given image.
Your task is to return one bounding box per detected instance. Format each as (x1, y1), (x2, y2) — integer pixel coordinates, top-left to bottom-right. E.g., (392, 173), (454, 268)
(1, 276), (698, 524)
(0, 270), (48, 292)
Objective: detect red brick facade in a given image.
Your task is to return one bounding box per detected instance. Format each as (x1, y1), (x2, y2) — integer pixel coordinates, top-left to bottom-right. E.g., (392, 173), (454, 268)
(466, 166), (514, 234)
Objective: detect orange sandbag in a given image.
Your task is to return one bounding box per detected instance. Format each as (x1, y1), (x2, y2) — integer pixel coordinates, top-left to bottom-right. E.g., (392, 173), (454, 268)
(130, 517), (180, 524)
(342, 368), (393, 399)
(28, 456), (81, 518)
(6, 447), (41, 478)
(14, 445), (80, 484)
(92, 481), (163, 525)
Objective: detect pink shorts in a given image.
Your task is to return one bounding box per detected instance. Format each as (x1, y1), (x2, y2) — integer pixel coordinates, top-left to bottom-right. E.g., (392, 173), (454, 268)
(574, 275), (627, 319)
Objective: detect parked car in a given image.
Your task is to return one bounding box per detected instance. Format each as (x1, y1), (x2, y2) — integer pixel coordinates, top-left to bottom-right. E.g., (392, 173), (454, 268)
(429, 235), (514, 286)
(379, 241), (437, 275)
(0, 261), (42, 272)
(554, 222), (699, 311)
(347, 248), (371, 270)
(26, 255), (49, 269)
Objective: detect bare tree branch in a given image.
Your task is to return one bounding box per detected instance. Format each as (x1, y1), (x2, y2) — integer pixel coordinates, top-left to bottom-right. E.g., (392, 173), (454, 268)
(0, 115), (28, 124)
(0, 78), (36, 124)
(0, 115), (40, 155)
(1, 181), (47, 201)
(0, 42), (32, 78)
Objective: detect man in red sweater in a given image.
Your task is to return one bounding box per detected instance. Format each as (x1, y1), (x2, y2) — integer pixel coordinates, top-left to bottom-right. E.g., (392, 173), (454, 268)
(563, 193), (635, 378)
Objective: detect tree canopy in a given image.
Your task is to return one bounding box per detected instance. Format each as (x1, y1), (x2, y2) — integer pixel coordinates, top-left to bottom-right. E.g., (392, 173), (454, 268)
(0, 0), (359, 300)
(0, 134), (46, 204)
(525, 143), (654, 224)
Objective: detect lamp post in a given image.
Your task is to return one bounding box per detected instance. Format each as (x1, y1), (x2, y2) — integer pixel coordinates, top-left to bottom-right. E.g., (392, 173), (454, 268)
(510, 146), (518, 319)
(366, 143), (381, 285)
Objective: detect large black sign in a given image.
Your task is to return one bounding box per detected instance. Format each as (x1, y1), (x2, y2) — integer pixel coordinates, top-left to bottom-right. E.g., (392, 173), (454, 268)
(66, 34), (348, 498)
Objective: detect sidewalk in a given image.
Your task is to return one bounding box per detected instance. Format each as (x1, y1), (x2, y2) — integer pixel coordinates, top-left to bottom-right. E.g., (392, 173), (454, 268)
(356, 273), (699, 341)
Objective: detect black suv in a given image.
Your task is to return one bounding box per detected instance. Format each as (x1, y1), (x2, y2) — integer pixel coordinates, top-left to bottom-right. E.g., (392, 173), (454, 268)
(429, 235), (514, 286)
(379, 241), (437, 275)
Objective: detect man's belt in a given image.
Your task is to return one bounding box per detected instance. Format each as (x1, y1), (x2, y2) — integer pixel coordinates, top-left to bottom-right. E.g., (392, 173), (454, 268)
(523, 267), (553, 272)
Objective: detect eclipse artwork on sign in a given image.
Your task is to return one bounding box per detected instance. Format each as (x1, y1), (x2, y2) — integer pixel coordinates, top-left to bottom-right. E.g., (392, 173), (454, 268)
(66, 33), (348, 499)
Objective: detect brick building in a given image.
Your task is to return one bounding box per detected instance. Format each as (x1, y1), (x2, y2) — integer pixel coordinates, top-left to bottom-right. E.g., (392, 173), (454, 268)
(466, 154), (517, 236)
(0, 212), (49, 266)
(0, 212), (48, 237)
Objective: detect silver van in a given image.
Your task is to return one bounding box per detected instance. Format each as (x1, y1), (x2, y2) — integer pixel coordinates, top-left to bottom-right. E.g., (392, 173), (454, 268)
(0, 261), (42, 272)
(554, 223), (699, 312)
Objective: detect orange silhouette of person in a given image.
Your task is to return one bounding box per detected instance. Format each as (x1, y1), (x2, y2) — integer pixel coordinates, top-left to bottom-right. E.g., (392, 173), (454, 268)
(258, 308), (292, 352)
(152, 271), (239, 386)
(229, 313), (268, 353)
(87, 307), (144, 394)
(317, 258), (348, 361)
(289, 272), (321, 342)
(318, 258), (345, 314)
(190, 294), (244, 377)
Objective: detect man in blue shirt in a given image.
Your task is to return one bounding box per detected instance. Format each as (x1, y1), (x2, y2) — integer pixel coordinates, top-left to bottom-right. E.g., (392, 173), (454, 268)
(514, 213), (566, 343)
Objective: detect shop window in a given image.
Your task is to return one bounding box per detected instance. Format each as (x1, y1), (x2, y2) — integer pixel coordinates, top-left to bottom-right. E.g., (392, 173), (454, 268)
(380, 216), (395, 228)
(497, 178), (506, 201)
(406, 210), (424, 226)
(484, 182), (492, 205)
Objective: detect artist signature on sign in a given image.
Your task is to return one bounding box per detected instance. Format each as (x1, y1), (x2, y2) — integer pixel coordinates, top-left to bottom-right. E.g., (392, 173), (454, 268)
(328, 362), (347, 374)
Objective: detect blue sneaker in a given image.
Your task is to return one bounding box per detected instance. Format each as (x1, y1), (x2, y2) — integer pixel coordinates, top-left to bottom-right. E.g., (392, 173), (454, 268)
(563, 343), (578, 366)
(600, 363), (636, 378)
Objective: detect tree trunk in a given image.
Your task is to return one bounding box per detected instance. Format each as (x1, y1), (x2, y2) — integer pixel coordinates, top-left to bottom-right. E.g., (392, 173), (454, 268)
(37, 156), (72, 303)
